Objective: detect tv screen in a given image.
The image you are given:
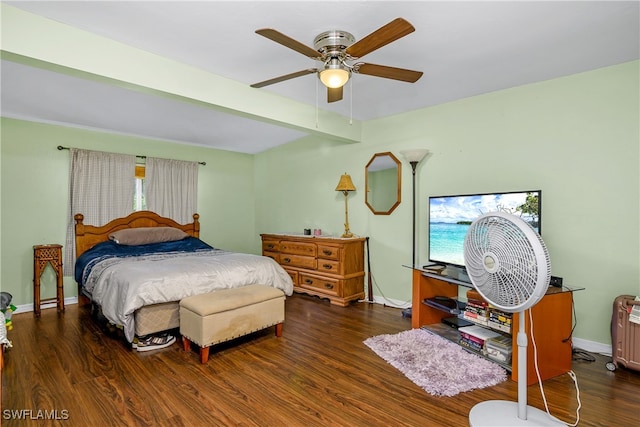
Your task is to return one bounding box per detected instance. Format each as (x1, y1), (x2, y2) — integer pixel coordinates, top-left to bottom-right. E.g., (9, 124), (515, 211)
(428, 190), (541, 268)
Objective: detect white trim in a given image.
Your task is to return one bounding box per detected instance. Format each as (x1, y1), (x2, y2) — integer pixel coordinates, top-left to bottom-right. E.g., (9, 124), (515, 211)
(13, 296), (78, 315)
(364, 296), (411, 310)
(572, 337), (612, 356)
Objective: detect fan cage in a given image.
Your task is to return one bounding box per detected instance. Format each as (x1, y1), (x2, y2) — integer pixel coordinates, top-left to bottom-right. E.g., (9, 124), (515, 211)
(464, 212), (551, 312)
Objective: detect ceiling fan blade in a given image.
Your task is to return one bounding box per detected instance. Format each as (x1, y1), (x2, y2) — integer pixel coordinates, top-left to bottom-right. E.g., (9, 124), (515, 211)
(346, 18), (415, 59)
(255, 28), (323, 59)
(356, 63), (423, 83)
(327, 86), (343, 103)
(251, 69), (317, 88)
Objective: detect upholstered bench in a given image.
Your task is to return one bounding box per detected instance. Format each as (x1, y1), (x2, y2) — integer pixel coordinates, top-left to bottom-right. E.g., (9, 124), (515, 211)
(180, 284), (285, 363)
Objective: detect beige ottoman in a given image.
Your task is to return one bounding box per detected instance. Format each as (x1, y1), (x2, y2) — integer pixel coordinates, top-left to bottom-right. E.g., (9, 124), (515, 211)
(180, 284), (285, 363)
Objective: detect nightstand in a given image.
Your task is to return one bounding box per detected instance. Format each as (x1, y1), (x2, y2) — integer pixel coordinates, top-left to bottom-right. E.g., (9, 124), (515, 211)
(33, 244), (64, 317)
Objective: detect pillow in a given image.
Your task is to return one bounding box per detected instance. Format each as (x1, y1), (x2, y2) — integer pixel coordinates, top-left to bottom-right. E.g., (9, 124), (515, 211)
(109, 227), (188, 246)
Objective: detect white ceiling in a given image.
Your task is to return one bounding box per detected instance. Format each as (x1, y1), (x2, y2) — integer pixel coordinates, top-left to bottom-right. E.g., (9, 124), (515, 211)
(2, 1), (639, 154)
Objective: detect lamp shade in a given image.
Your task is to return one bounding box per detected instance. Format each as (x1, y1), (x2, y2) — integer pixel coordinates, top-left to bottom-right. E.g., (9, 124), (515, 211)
(335, 173), (356, 192)
(400, 149), (429, 163)
(320, 58), (350, 88)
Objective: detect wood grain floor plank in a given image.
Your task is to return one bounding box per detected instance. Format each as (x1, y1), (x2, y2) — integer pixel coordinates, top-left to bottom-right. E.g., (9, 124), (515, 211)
(2, 293), (639, 426)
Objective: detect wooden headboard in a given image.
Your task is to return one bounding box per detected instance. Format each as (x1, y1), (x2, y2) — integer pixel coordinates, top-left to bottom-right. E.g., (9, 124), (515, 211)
(74, 210), (200, 258)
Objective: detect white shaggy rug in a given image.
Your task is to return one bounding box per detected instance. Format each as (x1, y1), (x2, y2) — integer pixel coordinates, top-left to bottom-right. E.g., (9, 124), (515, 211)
(364, 328), (507, 397)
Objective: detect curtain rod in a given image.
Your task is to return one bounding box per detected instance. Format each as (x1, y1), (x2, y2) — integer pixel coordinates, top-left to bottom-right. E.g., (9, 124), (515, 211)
(56, 145), (206, 166)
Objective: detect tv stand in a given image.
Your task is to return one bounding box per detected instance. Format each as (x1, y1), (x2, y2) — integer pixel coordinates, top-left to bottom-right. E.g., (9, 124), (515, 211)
(406, 266), (582, 385)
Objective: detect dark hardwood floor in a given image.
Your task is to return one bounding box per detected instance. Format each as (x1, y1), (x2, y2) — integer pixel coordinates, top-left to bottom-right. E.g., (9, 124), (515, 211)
(2, 294), (639, 426)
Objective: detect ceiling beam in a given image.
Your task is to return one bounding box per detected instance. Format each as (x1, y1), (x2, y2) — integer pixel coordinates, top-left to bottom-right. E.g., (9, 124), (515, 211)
(0, 4), (362, 145)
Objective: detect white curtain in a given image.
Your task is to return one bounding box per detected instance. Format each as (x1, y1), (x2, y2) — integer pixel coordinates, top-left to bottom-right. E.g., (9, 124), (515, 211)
(64, 149), (136, 275)
(145, 157), (198, 225)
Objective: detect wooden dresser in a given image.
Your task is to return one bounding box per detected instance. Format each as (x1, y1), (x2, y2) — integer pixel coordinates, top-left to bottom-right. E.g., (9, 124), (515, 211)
(261, 234), (365, 306)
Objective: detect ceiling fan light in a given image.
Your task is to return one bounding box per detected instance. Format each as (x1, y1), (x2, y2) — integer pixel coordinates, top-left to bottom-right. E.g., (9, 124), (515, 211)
(319, 60), (350, 88)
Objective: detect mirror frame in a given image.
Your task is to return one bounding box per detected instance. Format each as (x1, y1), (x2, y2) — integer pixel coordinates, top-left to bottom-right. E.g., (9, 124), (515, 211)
(365, 152), (402, 215)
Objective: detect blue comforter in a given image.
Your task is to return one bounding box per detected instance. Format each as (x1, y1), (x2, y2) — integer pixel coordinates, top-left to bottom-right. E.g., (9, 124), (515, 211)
(75, 237), (213, 286)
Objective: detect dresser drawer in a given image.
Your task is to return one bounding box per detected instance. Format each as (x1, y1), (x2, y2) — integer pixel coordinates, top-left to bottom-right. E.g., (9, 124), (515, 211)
(317, 259), (341, 274)
(281, 241), (317, 257)
(263, 251), (279, 263)
(299, 273), (340, 296)
(280, 254), (316, 270)
(317, 244), (340, 260)
(283, 268), (298, 285)
(262, 240), (280, 252)
(260, 233), (365, 307)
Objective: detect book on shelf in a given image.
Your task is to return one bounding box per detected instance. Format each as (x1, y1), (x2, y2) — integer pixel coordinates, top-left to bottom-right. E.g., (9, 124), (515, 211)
(465, 305), (489, 316)
(466, 289), (488, 304)
(460, 331), (485, 346)
(459, 337), (483, 352)
(463, 311), (489, 326)
(490, 307), (511, 321)
(488, 320), (512, 334)
(489, 309), (513, 333)
(466, 299), (489, 309)
(458, 325), (501, 343)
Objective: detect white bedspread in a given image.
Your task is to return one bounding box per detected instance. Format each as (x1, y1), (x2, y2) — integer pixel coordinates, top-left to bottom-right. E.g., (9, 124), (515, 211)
(84, 250), (293, 341)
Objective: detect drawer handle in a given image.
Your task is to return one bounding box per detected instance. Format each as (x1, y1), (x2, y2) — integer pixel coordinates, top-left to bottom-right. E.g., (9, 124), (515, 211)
(305, 279), (313, 285)
(324, 283), (334, 289)
(283, 257), (291, 263)
(267, 244), (274, 249)
(323, 250), (333, 256)
(322, 264), (332, 270)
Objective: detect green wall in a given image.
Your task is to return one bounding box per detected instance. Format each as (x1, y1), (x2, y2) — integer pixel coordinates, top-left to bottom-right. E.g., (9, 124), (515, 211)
(1, 61), (638, 347)
(0, 118), (255, 305)
(254, 61), (640, 346)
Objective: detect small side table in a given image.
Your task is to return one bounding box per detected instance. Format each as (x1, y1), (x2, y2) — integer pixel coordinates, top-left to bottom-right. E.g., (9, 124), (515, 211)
(33, 244), (64, 317)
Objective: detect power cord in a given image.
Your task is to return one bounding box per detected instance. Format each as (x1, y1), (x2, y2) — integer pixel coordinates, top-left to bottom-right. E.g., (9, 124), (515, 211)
(359, 269), (411, 309)
(358, 237), (411, 309)
(558, 293), (596, 362)
(562, 291), (578, 343)
(572, 348), (596, 362)
(530, 309), (582, 426)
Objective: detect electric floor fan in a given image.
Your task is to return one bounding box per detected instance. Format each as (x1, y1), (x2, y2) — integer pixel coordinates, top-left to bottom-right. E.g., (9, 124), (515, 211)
(464, 212), (565, 426)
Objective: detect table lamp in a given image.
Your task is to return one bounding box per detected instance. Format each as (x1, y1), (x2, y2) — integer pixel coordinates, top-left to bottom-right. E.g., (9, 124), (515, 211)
(335, 173), (356, 238)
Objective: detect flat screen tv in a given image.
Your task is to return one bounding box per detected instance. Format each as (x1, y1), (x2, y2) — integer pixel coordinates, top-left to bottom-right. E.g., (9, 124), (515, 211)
(428, 190), (541, 268)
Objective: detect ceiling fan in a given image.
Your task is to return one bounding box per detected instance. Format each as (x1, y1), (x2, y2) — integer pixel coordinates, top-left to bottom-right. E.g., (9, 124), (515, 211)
(250, 18), (423, 103)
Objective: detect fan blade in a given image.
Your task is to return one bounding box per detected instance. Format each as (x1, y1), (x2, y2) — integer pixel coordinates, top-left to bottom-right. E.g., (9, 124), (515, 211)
(356, 63), (423, 83)
(251, 69), (317, 88)
(346, 18), (415, 59)
(255, 28), (323, 59)
(327, 86), (343, 103)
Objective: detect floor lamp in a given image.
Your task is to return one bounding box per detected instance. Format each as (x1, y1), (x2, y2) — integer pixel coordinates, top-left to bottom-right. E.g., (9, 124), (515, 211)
(400, 149), (429, 317)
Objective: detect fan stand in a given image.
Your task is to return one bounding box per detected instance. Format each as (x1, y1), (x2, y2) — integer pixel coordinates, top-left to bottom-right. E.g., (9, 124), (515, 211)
(469, 312), (565, 426)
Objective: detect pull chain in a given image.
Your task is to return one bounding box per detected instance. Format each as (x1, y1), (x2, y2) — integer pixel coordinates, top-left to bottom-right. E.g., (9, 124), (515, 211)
(349, 78), (353, 125)
(315, 76), (319, 128)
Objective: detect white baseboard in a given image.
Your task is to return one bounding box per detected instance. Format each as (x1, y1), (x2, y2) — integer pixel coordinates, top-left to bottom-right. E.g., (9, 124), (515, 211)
(368, 296), (411, 310)
(13, 296), (78, 314)
(572, 337), (612, 356)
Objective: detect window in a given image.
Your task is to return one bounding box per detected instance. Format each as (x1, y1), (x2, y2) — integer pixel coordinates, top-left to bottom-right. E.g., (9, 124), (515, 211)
(134, 165), (146, 211)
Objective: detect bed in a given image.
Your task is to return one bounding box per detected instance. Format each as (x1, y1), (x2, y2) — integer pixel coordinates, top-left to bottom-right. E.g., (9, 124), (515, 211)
(73, 211), (293, 342)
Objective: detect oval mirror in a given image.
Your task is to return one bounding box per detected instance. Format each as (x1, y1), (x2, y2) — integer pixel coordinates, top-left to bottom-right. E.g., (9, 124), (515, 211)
(365, 152), (402, 215)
